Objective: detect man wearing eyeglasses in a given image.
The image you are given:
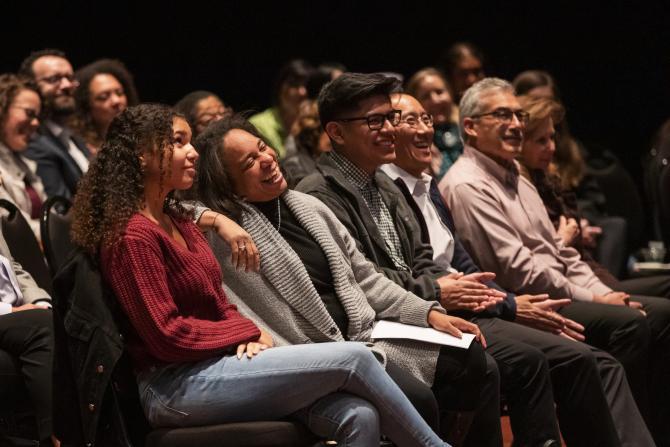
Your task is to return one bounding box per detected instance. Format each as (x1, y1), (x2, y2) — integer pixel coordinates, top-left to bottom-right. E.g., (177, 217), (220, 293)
(19, 49), (90, 199)
(388, 91), (653, 446)
(297, 72), (558, 446)
(441, 77), (670, 445)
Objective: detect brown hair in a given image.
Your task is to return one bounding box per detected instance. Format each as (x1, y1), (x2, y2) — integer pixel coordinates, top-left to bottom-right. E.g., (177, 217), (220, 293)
(518, 95), (584, 189)
(71, 103), (186, 254)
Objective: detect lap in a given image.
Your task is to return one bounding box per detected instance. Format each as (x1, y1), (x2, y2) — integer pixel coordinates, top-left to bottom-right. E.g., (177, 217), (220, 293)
(138, 342), (376, 427)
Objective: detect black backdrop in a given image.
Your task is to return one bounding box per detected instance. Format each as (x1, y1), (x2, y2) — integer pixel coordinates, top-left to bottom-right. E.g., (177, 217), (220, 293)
(3, 1), (669, 183)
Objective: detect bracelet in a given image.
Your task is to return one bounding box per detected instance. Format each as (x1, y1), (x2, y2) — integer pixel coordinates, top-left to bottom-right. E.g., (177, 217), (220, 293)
(212, 213), (221, 230)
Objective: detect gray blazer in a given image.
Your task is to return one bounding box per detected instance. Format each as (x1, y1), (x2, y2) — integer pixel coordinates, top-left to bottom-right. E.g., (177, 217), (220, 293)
(209, 190), (443, 385)
(0, 231), (50, 305)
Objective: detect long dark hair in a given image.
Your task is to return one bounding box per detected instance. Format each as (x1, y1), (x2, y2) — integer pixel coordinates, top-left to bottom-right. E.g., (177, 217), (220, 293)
(71, 103), (185, 254)
(194, 115), (268, 220)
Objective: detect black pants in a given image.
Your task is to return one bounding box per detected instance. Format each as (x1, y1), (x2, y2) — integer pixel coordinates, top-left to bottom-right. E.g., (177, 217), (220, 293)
(475, 316), (654, 447)
(386, 342), (501, 446)
(560, 298), (670, 446)
(0, 309), (53, 441)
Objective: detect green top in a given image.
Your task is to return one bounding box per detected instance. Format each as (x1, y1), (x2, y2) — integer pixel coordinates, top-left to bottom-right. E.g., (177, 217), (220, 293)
(249, 107), (286, 158)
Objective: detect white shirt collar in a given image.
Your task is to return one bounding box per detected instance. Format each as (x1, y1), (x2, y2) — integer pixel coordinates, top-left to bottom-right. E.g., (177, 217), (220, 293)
(380, 163), (432, 196)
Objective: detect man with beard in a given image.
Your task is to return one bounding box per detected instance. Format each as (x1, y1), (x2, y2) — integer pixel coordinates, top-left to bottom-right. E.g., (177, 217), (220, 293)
(19, 49), (90, 198)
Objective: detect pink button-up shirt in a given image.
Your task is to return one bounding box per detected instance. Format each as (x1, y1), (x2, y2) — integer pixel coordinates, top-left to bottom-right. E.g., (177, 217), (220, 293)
(439, 145), (611, 301)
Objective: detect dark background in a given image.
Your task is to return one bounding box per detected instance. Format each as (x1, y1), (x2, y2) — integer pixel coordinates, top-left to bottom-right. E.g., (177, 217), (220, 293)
(3, 1), (669, 182)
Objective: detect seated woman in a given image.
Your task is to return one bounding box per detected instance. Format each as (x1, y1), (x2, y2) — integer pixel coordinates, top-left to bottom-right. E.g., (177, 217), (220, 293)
(513, 70), (629, 277)
(0, 73), (46, 238)
(194, 116), (499, 446)
(174, 90), (232, 139)
(406, 68), (462, 179)
(70, 103), (450, 447)
(72, 59), (139, 155)
(518, 95), (670, 298)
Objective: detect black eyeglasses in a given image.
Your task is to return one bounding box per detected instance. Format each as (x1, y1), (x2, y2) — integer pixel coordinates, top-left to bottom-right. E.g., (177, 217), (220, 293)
(471, 107), (529, 125)
(10, 106), (39, 121)
(336, 110), (402, 130)
(36, 73), (79, 86)
(400, 113), (434, 128)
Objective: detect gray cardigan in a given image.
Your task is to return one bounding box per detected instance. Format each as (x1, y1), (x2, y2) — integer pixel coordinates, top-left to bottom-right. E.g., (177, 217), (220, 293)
(209, 190), (443, 385)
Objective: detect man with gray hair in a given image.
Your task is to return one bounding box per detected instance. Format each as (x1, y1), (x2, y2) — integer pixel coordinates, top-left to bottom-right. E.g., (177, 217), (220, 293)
(440, 77), (670, 445)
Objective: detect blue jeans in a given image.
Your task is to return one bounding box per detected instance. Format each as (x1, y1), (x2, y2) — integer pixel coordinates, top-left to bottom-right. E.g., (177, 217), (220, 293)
(137, 342), (450, 447)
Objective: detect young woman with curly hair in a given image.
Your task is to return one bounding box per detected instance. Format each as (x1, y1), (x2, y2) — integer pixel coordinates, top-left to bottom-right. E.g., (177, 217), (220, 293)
(71, 59), (139, 155)
(71, 103), (449, 447)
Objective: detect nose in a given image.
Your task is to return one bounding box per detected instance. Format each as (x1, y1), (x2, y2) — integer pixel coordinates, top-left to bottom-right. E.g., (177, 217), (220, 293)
(259, 150), (276, 167)
(186, 143), (199, 161)
(60, 76), (76, 90)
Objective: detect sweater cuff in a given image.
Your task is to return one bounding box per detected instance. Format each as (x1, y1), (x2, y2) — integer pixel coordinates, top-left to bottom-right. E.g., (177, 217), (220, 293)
(399, 294), (443, 328)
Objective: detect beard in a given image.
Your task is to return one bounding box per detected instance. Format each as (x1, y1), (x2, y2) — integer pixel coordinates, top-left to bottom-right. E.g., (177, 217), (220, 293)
(43, 94), (76, 119)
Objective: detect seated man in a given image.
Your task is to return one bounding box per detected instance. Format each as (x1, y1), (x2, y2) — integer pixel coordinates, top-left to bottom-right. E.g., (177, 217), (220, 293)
(383, 91), (652, 446)
(298, 72), (562, 446)
(19, 49), (90, 198)
(0, 231), (55, 445)
(440, 77), (670, 445)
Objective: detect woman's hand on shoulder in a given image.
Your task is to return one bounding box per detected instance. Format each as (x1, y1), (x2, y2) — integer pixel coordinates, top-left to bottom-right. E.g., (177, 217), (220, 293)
(200, 210), (260, 272)
(427, 310), (486, 348)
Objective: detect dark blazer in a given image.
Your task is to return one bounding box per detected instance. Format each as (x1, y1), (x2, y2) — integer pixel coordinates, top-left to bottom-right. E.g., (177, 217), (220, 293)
(297, 153), (446, 302)
(25, 123), (90, 199)
(393, 176), (517, 320)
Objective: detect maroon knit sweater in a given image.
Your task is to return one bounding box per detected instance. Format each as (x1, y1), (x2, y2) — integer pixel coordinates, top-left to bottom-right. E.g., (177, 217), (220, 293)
(100, 213), (261, 371)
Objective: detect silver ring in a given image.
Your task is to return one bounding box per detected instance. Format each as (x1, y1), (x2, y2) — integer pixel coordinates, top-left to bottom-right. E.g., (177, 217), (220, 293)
(238, 244), (246, 251)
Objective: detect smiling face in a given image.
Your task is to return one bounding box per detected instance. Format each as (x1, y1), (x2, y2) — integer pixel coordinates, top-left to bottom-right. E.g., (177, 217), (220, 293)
(2, 89), (41, 151)
(325, 94), (397, 174)
(194, 96), (228, 136)
(392, 94), (434, 177)
(89, 73), (127, 132)
(414, 74), (453, 126)
(32, 55), (77, 116)
(464, 90), (524, 162)
(520, 116), (556, 171)
(222, 128), (287, 202)
(144, 117), (198, 192)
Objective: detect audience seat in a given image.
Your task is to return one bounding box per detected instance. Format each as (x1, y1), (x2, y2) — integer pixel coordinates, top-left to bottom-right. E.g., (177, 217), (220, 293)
(585, 152), (645, 250)
(657, 162), (670, 254)
(0, 199), (52, 294)
(40, 196), (74, 277)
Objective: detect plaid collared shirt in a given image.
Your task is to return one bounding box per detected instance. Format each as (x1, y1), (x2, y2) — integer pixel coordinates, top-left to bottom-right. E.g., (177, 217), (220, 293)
(329, 151), (409, 271)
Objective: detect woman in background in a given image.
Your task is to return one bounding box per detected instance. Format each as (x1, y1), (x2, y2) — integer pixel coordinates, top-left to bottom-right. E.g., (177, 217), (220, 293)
(72, 59), (139, 154)
(174, 90), (231, 139)
(0, 73), (46, 237)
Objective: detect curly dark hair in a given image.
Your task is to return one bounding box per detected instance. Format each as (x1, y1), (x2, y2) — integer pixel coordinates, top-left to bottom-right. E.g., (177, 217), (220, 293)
(194, 115), (267, 220)
(0, 74), (39, 143)
(71, 103), (187, 254)
(18, 48), (67, 78)
(72, 59), (140, 148)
